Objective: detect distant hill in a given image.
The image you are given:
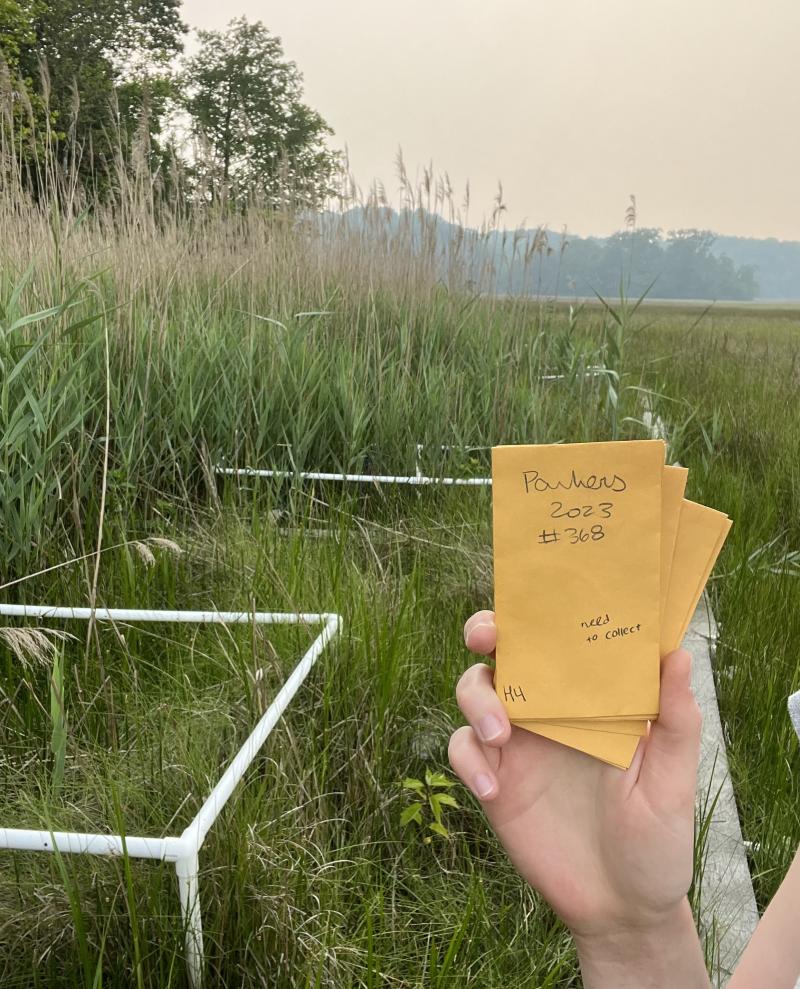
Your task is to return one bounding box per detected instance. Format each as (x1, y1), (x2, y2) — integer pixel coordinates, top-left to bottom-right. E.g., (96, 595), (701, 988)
(711, 236), (800, 300)
(323, 208), (800, 302)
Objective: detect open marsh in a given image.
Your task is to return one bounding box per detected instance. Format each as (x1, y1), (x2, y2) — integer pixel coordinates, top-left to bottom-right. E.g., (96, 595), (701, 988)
(0, 204), (798, 986)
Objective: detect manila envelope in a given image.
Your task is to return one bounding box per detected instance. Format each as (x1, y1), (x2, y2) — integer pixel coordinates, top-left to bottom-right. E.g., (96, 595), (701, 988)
(515, 497), (731, 767)
(513, 719), (641, 770)
(662, 500), (732, 653)
(492, 439), (664, 721)
(540, 464), (689, 738)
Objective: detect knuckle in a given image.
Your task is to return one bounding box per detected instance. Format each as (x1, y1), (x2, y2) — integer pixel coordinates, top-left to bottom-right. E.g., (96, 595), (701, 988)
(464, 609), (493, 637)
(455, 663), (488, 708)
(447, 725), (471, 771)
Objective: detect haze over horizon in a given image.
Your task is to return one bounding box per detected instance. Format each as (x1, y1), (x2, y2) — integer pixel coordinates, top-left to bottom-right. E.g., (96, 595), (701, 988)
(181, 1), (800, 242)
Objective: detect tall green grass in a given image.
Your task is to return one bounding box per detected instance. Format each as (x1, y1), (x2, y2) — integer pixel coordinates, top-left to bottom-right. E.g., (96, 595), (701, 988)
(631, 312), (800, 906)
(0, 190), (644, 580)
(1, 165), (798, 985)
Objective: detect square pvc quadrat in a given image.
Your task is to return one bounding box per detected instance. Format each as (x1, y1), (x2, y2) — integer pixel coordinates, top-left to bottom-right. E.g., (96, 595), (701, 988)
(0, 604), (342, 987)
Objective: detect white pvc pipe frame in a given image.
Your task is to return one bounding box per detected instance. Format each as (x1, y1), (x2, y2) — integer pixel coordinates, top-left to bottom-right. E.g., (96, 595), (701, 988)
(216, 465), (492, 486)
(0, 604), (342, 987)
(216, 443), (493, 486)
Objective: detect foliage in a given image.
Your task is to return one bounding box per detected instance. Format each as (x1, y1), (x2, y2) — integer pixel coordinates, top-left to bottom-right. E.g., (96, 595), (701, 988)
(183, 17), (338, 208)
(467, 220), (760, 300)
(327, 210), (762, 300)
(0, 266), (101, 568)
(0, 2), (54, 171)
(713, 234), (800, 300)
(0, 0), (35, 63)
(1, 6), (339, 210)
(400, 770), (460, 841)
(0, 164), (798, 985)
(0, 0), (186, 196)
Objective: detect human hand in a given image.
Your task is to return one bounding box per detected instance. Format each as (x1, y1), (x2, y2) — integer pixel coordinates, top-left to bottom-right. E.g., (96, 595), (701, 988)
(449, 610), (709, 988)
(727, 692), (800, 989)
(728, 846), (800, 989)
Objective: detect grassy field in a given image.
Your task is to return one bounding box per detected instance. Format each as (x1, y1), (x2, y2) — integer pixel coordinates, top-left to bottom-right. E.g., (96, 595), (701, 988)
(0, 192), (798, 987)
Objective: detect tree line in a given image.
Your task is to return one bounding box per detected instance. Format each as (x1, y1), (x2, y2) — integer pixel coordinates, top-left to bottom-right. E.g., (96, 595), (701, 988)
(0, 2), (339, 205)
(492, 227), (762, 301)
(1, 3), (784, 300)
(341, 209), (763, 301)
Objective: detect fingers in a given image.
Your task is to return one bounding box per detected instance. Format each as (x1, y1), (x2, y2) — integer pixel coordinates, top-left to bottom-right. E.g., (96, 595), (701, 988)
(452, 618), (508, 801)
(464, 610), (496, 656)
(460, 613), (509, 745)
(638, 649), (702, 804)
(448, 725), (500, 801)
(657, 649), (699, 733)
(456, 662), (512, 747)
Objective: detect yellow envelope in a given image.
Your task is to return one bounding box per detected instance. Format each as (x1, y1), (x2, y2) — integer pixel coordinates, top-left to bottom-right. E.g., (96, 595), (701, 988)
(517, 718), (645, 736)
(513, 720), (641, 770)
(660, 466), (690, 640)
(676, 519), (731, 646)
(662, 500), (731, 654)
(492, 440), (664, 720)
(541, 464), (688, 738)
(513, 496), (731, 767)
(533, 720), (646, 735)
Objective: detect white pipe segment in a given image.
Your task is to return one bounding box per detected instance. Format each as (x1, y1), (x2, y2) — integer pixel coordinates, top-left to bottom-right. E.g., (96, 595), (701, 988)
(0, 604), (343, 987)
(789, 690), (800, 741)
(0, 829), (187, 861)
(215, 467), (492, 485)
(183, 614), (341, 850)
(0, 604), (334, 624)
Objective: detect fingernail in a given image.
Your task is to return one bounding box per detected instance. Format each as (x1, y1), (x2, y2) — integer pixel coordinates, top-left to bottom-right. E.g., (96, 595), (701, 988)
(478, 714), (503, 742)
(464, 621), (495, 646)
(473, 773), (495, 799)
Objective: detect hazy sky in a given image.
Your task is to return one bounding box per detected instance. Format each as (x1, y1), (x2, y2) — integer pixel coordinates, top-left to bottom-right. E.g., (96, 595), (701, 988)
(181, 0), (800, 240)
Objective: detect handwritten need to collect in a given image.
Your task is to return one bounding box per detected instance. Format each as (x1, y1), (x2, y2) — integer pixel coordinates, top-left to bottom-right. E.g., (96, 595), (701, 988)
(492, 440), (731, 769)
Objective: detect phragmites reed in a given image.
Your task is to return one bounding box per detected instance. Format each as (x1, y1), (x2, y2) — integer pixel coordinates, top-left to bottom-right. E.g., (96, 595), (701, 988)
(0, 627), (74, 668)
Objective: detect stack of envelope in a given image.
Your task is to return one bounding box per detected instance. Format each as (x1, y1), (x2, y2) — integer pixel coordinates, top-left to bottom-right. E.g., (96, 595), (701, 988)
(491, 439), (732, 769)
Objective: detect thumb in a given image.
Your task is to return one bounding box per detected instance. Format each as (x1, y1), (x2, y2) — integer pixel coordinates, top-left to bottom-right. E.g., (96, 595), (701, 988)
(638, 649), (702, 808)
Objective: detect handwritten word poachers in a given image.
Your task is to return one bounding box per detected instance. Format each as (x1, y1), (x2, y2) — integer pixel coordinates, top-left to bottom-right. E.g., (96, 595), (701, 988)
(522, 469), (627, 495)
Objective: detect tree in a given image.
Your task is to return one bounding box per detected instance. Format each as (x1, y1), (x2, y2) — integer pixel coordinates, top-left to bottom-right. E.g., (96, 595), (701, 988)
(0, 0), (53, 179)
(475, 224), (759, 300)
(183, 18), (339, 208)
(0, 0), (35, 65)
(2, 0), (186, 194)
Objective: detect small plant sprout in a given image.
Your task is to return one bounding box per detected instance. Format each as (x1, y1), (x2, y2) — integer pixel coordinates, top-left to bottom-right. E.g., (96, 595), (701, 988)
(400, 769), (460, 842)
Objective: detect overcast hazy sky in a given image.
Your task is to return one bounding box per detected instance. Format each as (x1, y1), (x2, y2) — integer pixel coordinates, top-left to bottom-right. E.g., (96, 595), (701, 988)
(181, 0), (800, 240)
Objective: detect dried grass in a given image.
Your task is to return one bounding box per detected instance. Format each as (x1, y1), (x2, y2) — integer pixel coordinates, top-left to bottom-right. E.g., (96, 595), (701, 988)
(0, 627), (75, 668)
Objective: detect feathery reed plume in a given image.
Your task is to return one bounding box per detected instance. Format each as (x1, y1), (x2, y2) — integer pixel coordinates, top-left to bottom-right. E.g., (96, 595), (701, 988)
(130, 541), (157, 567)
(625, 194), (637, 231)
(0, 627), (74, 668)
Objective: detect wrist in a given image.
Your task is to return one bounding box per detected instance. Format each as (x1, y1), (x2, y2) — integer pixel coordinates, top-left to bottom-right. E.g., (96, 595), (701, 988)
(574, 898), (710, 989)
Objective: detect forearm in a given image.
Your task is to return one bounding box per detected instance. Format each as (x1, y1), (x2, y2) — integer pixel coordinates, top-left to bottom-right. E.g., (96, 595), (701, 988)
(728, 848), (800, 989)
(575, 898), (711, 989)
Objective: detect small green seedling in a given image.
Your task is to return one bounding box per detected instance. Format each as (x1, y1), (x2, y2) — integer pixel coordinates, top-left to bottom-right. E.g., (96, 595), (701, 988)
(399, 769), (460, 843)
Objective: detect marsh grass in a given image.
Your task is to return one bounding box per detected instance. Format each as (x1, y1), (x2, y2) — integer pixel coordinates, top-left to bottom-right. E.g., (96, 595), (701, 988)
(0, 497), (579, 987)
(630, 313), (800, 907)
(0, 143), (798, 984)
